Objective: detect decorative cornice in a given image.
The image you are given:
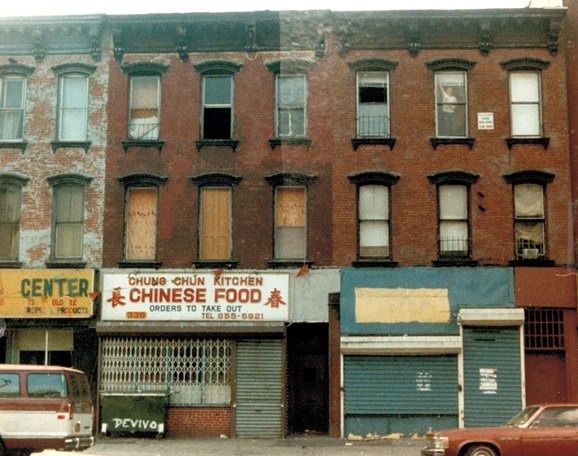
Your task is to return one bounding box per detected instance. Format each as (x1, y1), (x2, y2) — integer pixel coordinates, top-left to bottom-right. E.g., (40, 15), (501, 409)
(427, 171), (479, 185)
(52, 63), (97, 76)
(500, 57), (550, 71)
(190, 172), (242, 187)
(117, 173), (168, 187)
(121, 61), (170, 75)
(0, 173), (30, 187)
(265, 58), (316, 74)
(347, 171), (400, 186)
(347, 58), (398, 72)
(193, 60), (243, 75)
(0, 64), (35, 77)
(503, 170), (555, 185)
(264, 172), (317, 187)
(426, 58), (476, 72)
(47, 173), (93, 187)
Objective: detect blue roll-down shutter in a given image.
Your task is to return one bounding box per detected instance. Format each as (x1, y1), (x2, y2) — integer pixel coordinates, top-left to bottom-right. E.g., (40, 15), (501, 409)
(235, 339), (284, 438)
(463, 327), (523, 427)
(344, 355), (458, 436)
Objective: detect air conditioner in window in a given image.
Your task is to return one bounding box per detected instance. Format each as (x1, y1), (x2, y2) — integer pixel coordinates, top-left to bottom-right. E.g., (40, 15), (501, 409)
(522, 248), (540, 259)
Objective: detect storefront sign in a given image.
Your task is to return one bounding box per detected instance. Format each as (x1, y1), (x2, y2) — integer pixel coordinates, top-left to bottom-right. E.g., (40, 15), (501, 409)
(0, 269), (94, 318)
(102, 272), (290, 322)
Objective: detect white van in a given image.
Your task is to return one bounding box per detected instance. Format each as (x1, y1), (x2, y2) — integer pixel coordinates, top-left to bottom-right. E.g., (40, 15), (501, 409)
(0, 364), (94, 455)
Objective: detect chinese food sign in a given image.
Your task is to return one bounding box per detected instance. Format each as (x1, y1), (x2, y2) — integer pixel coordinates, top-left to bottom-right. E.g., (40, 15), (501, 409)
(102, 272), (290, 322)
(0, 269), (94, 318)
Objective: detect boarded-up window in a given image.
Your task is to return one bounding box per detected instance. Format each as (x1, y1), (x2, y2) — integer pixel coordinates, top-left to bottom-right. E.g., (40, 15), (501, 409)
(275, 187), (306, 259)
(128, 76), (160, 140)
(0, 185), (20, 259)
(54, 185), (84, 259)
(126, 187), (157, 260)
(200, 187), (231, 260)
(359, 185), (389, 258)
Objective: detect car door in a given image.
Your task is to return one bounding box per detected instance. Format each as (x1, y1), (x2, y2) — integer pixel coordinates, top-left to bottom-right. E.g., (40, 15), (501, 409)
(520, 406), (578, 456)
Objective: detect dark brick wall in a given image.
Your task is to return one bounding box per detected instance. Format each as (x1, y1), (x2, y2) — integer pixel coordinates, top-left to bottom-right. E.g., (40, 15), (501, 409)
(167, 406), (231, 437)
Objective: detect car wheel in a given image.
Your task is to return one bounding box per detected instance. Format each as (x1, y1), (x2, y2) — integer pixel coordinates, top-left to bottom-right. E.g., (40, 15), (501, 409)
(464, 444), (498, 456)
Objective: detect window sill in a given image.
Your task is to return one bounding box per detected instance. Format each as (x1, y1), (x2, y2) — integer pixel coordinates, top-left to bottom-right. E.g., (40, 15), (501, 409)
(269, 137), (313, 150)
(433, 258), (478, 267)
(118, 260), (162, 269)
(46, 260), (87, 269)
(509, 258), (555, 267)
(351, 137), (396, 151)
(0, 260), (23, 269)
(506, 137), (550, 150)
(196, 139), (239, 152)
(430, 137), (475, 150)
(122, 139), (165, 152)
(51, 141), (91, 153)
(192, 260), (238, 269)
(352, 259), (398, 268)
(0, 141), (27, 153)
(268, 259), (313, 268)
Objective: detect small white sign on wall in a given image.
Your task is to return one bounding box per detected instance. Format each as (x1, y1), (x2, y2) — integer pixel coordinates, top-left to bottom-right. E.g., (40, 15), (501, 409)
(477, 112), (494, 130)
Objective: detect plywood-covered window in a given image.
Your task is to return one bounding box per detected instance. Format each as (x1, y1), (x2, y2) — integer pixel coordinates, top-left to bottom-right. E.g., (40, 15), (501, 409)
(53, 184), (84, 259)
(200, 187), (231, 260)
(125, 187), (157, 260)
(275, 186), (306, 260)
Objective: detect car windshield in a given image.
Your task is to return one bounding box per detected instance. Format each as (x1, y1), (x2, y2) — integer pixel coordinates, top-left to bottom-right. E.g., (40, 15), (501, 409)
(505, 406), (540, 427)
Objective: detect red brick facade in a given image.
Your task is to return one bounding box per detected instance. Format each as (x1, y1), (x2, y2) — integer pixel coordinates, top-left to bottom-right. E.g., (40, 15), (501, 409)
(167, 407), (232, 437)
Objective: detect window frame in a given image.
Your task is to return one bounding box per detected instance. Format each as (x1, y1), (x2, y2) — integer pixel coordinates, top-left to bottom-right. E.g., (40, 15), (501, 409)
(124, 186), (159, 262)
(57, 73), (89, 142)
(275, 73), (307, 139)
(274, 185), (307, 261)
(437, 184), (470, 259)
(0, 75), (26, 142)
(509, 70), (542, 138)
(428, 171), (478, 265)
(128, 74), (161, 141)
(199, 186), (233, 261)
(0, 64), (34, 149)
(201, 74), (234, 140)
(190, 172), (241, 268)
(47, 174), (92, 266)
(434, 70), (468, 138)
(0, 174), (28, 262)
(357, 184), (391, 259)
(504, 170), (554, 264)
(356, 71), (390, 139)
(117, 173), (168, 268)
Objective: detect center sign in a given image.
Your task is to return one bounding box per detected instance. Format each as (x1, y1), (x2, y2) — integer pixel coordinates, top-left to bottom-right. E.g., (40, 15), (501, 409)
(101, 272), (290, 322)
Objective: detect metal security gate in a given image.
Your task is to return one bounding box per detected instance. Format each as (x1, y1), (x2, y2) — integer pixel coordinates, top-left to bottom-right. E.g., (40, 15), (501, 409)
(343, 355), (458, 437)
(463, 327), (523, 427)
(235, 339), (284, 438)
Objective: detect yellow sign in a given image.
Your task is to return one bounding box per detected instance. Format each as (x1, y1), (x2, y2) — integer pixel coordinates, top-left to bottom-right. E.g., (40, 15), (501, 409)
(0, 269), (94, 318)
(355, 288), (451, 323)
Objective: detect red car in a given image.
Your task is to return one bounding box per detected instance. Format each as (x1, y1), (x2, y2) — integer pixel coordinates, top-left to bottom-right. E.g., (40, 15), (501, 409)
(421, 404), (578, 456)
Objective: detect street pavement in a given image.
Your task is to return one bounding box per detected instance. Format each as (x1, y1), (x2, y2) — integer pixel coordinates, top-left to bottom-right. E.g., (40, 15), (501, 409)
(37, 435), (425, 456)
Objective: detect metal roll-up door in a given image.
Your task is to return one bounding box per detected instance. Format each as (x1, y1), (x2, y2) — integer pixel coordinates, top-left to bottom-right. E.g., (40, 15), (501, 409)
(235, 339), (284, 438)
(463, 327), (523, 427)
(344, 355), (458, 436)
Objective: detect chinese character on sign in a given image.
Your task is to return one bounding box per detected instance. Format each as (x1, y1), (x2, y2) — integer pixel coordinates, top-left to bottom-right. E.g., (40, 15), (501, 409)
(266, 288), (286, 309)
(107, 287), (126, 308)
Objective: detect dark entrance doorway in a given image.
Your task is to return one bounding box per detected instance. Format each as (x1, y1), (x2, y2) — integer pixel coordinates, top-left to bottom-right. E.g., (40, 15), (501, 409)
(287, 323), (328, 435)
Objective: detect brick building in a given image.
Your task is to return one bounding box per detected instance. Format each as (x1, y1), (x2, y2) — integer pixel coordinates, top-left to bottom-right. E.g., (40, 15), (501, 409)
(0, 4), (576, 440)
(0, 15), (107, 386)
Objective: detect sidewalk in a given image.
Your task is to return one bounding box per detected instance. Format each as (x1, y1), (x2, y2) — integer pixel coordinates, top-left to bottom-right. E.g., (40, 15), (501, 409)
(39, 435), (425, 456)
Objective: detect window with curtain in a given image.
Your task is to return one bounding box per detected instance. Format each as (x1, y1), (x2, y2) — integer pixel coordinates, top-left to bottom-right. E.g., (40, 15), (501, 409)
(276, 74), (306, 138)
(128, 75), (160, 140)
(200, 187), (231, 260)
(53, 184), (84, 259)
(510, 71), (542, 137)
(0, 184), (21, 260)
(202, 75), (233, 139)
(439, 184), (469, 257)
(125, 187), (157, 261)
(0, 76), (25, 141)
(435, 71), (467, 137)
(359, 185), (390, 258)
(357, 72), (389, 138)
(514, 183), (545, 259)
(275, 186), (306, 260)
(58, 74), (88, 141)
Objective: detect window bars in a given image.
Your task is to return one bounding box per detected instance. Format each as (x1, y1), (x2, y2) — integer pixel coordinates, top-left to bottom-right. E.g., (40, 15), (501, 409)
(100, 337), (232, 405)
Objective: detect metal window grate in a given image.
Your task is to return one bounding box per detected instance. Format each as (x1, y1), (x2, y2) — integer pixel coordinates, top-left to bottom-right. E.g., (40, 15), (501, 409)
(100, 337), (232, 405)
(524, 309), (565, 350)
